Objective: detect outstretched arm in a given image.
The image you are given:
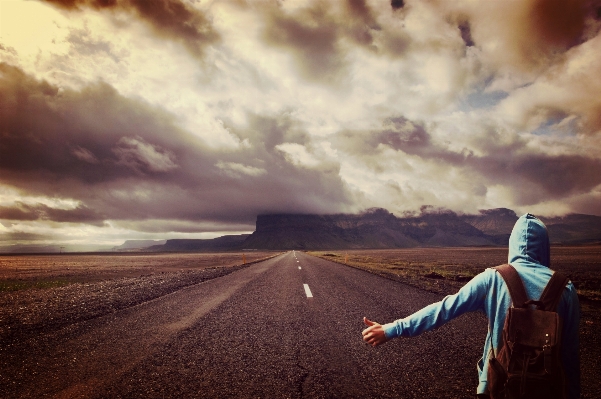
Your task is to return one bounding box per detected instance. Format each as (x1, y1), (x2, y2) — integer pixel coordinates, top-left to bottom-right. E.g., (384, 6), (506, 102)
(364, 270), (491, 342)
(362, 317), (389, 347)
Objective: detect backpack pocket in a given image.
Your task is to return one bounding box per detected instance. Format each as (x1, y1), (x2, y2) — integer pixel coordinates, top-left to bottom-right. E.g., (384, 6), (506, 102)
(488, 356), (507, 398)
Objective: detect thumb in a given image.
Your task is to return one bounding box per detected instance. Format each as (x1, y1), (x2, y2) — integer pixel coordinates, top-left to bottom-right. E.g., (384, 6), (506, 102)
(363, 317), (376, 327)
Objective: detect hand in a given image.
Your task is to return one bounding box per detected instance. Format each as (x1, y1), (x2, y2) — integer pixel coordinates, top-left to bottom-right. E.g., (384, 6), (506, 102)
(362, 317), (389, 347)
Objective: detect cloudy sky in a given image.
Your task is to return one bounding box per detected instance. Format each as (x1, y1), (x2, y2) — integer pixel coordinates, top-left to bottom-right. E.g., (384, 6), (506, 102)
(1, 0), (601, 248)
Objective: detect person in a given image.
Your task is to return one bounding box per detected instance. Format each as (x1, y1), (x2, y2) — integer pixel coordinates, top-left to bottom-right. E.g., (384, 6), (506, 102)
(362, 213), (580, 398)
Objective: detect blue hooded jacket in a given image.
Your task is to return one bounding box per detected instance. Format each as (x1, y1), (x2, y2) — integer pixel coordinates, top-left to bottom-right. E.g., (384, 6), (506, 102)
(383, 214), (580, 398)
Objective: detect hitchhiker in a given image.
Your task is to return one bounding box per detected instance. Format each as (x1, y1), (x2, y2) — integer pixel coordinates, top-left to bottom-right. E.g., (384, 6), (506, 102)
(362, 214), (580, 398)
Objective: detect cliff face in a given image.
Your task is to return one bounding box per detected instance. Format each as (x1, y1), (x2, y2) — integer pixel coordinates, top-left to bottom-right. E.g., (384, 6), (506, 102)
(243, 209), (501, 250)
(144, 208), (601, 252)
(462, 208), (519, 236)
(241, 208), (601, 250)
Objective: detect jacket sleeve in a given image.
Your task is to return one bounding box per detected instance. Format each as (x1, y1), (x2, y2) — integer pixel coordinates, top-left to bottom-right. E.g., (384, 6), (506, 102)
(559, 282), (580, 399)
(383, 269), (492, 339)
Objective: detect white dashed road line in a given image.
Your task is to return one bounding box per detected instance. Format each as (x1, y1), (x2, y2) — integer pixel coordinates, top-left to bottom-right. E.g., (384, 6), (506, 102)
(303, 284), (313, 298)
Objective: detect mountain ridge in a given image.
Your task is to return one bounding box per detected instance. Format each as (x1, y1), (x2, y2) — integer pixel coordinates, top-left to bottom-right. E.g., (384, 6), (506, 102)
(148, 208), (601, 251)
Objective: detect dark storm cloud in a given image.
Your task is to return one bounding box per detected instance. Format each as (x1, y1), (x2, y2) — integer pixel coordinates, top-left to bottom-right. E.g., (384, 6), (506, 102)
(0, 231), (53, 242)
(0, 204), (39, 221)
(0, 203), (105, 226)
(512, 0), (601, 69)
(376, 117), (432, 152)
(529, 0), (591, 49)
(459, 0), (601, 71)
(340, 117), (465, 164)
(0, 63), (352, 231)
(458, 21), (474, 47)
(260, 0), (409, 83)
(345, 0), (380, 46)
(471, 152), (601, 205)
(262, 3), (343, 83)
(42, 0), (219, 57)
(0, 63), (194, 184)
(391, 0), (404, 10)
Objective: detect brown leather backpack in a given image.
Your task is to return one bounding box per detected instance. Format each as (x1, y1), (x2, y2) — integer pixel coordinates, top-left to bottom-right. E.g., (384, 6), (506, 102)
(487, 264), (569, 399)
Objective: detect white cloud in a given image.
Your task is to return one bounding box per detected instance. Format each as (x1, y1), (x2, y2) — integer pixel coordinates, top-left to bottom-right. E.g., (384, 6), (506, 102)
(275, 143), (320, 168)
(216, 161), (266, 178)
(0, 184), (81, 210)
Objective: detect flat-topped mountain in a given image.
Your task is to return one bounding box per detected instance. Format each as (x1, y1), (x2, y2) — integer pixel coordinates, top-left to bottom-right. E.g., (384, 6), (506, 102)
(241, 208), (601, 250)
(142, 208), (601, 251)
(242, 208), (494, 250)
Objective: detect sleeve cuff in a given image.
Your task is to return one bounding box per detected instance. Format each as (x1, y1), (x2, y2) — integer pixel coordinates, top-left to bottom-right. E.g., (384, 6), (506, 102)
(383, 322), (399, 339)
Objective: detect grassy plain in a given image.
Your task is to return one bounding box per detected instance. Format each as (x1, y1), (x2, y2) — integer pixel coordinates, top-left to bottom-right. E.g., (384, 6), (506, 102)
(0, 251), (276, 292)
(309, 245), (601, 302)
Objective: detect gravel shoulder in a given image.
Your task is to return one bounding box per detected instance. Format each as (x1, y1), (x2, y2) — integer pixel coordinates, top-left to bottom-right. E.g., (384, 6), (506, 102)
(0, 265), (246, 347)
(0, 252), (279, 348)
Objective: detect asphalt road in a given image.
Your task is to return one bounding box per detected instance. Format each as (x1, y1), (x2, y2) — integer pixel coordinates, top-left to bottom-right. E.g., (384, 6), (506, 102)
(5, 251), (488, 398)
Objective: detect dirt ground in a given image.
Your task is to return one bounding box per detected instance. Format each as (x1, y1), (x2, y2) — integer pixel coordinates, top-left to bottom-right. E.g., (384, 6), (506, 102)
(0, 252), (280, 348)
(310, 245), (601, 301)
(0, 251), (277, 291)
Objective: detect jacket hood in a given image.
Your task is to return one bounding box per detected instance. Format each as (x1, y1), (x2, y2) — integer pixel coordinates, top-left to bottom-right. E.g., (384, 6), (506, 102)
(508, 213), (550, 268)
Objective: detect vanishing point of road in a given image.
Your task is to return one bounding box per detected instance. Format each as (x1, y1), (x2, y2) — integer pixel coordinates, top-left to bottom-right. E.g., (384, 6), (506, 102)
(4, 251), (487, 398)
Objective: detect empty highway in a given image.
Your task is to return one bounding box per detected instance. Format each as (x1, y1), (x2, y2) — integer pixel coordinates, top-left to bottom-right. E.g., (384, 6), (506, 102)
(3, 251), (487, 398)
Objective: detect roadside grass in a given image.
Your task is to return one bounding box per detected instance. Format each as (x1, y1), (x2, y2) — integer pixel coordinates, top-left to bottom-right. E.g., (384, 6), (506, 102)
(308, 248), (601, 304)
(308, 251), (472, 296)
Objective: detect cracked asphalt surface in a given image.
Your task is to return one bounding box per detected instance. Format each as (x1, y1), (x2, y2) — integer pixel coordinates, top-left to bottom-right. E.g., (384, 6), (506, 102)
(2, 251), (490, 398)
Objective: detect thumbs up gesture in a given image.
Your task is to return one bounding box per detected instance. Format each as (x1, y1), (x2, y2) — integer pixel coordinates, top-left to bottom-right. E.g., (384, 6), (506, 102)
(362, 317), (389, 347)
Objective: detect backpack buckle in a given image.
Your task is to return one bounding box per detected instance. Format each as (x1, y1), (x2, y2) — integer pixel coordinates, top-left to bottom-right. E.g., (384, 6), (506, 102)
(524, 299), (545, 310)
(543, 344), (553, 374)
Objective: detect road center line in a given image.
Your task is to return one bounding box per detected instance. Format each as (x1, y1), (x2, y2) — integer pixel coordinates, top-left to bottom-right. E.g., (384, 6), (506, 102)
(298, 266), (301, 270)
(303, 284), (313, 298)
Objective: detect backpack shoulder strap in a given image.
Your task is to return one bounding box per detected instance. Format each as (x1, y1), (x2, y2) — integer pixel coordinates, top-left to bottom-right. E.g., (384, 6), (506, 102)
(539, 271), (570, 311)
(494, 264), (529, 308)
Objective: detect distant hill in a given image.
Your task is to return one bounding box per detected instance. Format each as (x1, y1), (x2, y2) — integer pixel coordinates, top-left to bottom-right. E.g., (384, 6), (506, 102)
(112, 240), (166, 251)
(148, 234), (250, 252)
(541, 214), (601, 244)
